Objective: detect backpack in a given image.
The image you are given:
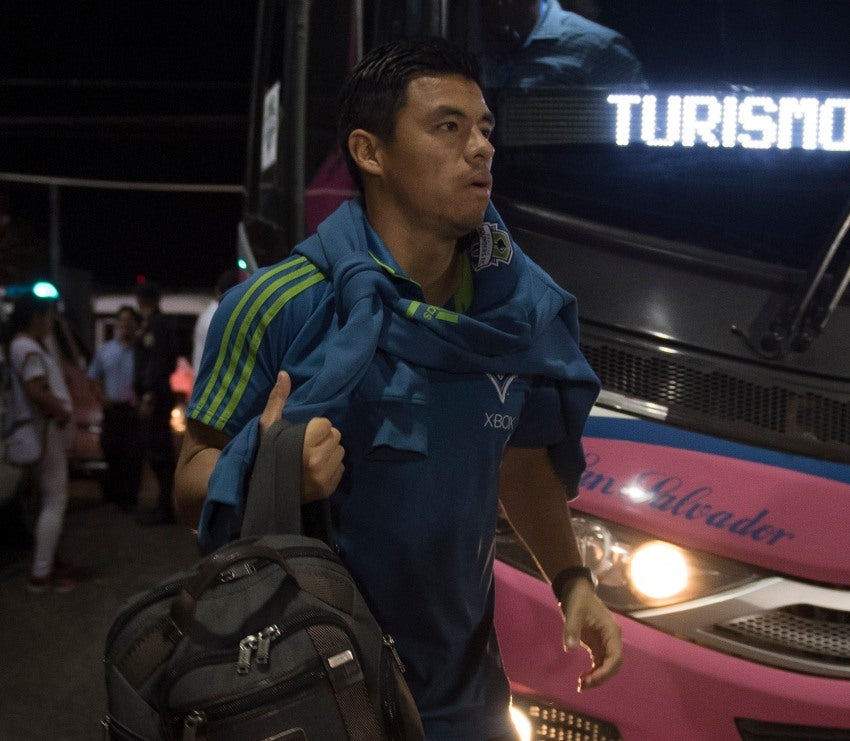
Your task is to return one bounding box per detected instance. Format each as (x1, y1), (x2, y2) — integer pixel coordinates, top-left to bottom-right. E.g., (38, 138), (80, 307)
(102, 418), (424, 740)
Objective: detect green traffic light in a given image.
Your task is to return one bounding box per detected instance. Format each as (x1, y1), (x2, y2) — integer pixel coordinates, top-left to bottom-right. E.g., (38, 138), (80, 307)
(32, 281), (60, 299)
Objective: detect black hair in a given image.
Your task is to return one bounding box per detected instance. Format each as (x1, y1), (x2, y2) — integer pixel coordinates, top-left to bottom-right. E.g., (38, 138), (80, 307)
(9, 292), (53, 336)
(116, 304), (140, 323)
(337, 36), (483, 190)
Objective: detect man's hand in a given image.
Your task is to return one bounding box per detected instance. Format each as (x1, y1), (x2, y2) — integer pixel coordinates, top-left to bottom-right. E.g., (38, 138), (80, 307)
(499, 445), (623, 692)
(260, 371), (345, 504)
(560, 579), (623, 692)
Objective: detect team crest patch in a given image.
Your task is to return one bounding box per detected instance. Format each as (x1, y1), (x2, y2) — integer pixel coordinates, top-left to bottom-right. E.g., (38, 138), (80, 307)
(486, 373), (518, 403)
(471, 222), (513, 271)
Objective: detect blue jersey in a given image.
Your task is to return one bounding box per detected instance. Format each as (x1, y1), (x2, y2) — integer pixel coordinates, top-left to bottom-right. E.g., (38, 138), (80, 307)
(334, 367), (565, 738)
(189, 200), (597, 738)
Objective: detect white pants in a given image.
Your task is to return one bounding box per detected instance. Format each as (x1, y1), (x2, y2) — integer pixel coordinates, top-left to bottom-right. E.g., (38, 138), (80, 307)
(30, 424), (69, 578)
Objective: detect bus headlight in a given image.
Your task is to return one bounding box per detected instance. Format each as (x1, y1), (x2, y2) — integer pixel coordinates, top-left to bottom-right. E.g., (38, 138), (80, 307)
(570, 514), (765, 611)
(629, 541), (689, 600)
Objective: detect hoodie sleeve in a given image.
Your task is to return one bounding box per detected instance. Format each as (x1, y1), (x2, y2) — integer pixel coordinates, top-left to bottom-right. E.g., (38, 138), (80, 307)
(197, 415), (261, 552)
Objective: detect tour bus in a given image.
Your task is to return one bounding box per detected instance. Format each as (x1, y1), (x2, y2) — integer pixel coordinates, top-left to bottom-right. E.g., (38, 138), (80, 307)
(238, 2), (850, 739)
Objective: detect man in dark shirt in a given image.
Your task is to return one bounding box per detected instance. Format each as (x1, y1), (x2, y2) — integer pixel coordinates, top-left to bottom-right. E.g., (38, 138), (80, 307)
(134, 282), (178, 525)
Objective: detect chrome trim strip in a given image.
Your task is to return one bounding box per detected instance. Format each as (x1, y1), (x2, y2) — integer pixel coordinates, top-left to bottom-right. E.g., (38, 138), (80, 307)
(630, 577), (785, 619)
(596, 389), (669, 420)
(631, 577), (850, 678)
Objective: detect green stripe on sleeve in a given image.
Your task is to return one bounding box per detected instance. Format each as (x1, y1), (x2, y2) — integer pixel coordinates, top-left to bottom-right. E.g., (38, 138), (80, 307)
(194, 257), (316, 425)
(210, 270), (326, 426)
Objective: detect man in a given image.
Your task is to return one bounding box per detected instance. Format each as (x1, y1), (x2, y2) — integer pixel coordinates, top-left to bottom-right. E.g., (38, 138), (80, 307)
(481, 0), (644, 88)
(176, 37), (621, 739)
(134, 282), (178, 525)
(87, 305), (142, 510)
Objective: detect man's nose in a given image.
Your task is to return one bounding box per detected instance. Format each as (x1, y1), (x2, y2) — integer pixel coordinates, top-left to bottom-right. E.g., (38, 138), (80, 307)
(469, 130), (495, 162)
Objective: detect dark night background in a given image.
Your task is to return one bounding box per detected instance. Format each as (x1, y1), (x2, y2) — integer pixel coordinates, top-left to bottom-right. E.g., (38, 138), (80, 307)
(0, 1), (259, 291)
(5, 0), (850, 294)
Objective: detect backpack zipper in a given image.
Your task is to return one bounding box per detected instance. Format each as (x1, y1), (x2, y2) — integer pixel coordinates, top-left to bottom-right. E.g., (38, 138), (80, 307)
(380, 634), (410, 740)
(105, 544), (341, 664)
(158, 611), (357, 717)
(178, 659), (327, 740)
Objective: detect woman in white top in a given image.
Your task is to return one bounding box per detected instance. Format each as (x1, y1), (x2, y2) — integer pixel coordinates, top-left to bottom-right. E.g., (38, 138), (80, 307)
(7, 292), (75, 592)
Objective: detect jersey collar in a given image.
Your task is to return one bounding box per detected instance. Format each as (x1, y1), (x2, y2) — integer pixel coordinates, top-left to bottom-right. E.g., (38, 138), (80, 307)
(364, 218), (474, 314)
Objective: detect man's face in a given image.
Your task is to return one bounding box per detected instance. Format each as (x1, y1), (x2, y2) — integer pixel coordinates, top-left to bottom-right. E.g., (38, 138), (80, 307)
(115, 311), (138, 341)
(375, 74), (495, 239)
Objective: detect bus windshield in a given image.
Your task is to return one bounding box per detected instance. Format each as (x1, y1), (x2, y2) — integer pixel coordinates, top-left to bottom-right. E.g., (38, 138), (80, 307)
(454, 1), (850, 271)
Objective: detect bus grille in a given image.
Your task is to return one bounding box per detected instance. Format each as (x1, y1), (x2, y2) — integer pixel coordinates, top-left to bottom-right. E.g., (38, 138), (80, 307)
(716, 604), (850, 666)
(580, 339), (850, 457)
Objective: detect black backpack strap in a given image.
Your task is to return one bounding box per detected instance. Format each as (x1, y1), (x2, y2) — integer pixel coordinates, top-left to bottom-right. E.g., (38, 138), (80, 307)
(241, 417), (307, 537)
(306, 624), (385, 741)
(242, 416), (335, 544)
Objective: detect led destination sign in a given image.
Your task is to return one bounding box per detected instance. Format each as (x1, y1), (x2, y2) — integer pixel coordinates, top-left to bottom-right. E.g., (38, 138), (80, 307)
(607, 93), (850, 151)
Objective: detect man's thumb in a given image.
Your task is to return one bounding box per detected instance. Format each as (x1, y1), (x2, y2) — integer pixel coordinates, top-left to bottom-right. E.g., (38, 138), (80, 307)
(260, 371), (291, 431)
(561, 600), (582, 650)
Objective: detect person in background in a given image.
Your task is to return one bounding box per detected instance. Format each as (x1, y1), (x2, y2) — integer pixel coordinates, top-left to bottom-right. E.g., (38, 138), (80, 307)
(134, 282), (178, 526)
(176, 37), (621, 739)
(7, 293), (75, 592)
(87, 305), (142, 511)
(192, 268), (242, 372)
(481, 0), (644, 88)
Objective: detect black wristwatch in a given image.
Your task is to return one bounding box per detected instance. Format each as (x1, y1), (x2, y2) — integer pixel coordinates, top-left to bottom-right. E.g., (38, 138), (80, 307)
(551, 565), (597, 601)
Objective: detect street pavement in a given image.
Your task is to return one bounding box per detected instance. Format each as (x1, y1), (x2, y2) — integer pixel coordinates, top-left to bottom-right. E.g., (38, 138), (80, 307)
(0, 470), (201, 740)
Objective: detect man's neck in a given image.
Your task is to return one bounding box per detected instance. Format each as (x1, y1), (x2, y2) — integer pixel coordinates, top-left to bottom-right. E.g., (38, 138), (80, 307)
(410, 246), (463, 308)
(365, 201), (463, 306)
(381, 228), (462, 306)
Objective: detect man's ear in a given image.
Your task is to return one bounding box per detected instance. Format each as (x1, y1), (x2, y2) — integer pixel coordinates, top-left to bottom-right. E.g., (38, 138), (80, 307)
(348, 129), (383, 178)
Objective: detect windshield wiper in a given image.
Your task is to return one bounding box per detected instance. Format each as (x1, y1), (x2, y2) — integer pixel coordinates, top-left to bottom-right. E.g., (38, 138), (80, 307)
(742, 198), (850, 359)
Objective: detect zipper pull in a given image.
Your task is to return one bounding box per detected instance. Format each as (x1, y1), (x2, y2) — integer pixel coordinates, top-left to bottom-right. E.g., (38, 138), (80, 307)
(256, 624), (281, 666)
(383, 634), (406, 673)
(182, 710), (205, 741)
(236, 634), (259, 675)
(218, 560), (257, 583)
